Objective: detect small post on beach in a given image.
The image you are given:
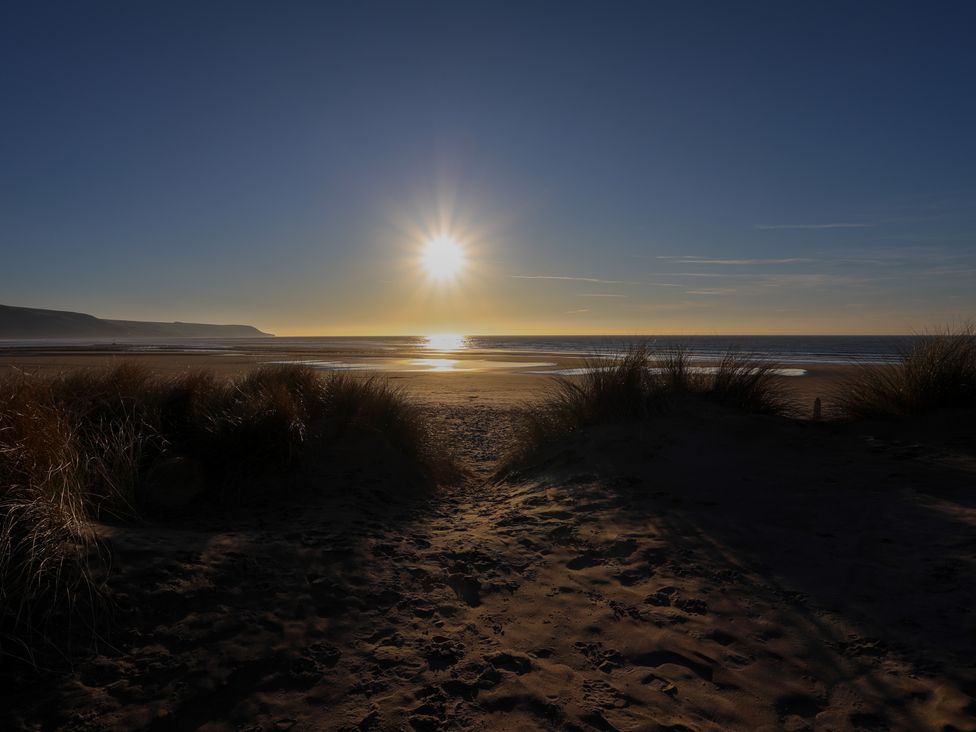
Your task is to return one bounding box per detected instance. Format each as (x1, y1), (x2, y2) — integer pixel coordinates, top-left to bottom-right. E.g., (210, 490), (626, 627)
(813, 397), (822, 421)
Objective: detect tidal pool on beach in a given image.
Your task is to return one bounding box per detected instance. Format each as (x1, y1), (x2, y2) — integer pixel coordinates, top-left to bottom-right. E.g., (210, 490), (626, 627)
(527, 366), (809, 377)
(265, 359), (809, 377)
(265, 358), (558, 373)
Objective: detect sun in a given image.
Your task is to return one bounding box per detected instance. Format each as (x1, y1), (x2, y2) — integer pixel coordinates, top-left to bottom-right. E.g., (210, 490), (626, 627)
(421, 235), (465, 281)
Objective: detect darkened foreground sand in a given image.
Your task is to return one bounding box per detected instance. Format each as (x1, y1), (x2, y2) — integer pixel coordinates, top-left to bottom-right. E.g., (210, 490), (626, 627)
(1, 356), (974, 730)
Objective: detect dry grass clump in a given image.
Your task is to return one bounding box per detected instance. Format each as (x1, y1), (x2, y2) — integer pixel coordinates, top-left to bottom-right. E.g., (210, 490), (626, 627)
(511, 344), (787, 463)
(836, 326), (976, 419)
(324, 373), (435, 462)
(0, 374), (101, 662)
(2, 364), (441, 511)
(0, 363), (444, 662)
(517, 345), (658, 450)
(710, 351), (788, 414)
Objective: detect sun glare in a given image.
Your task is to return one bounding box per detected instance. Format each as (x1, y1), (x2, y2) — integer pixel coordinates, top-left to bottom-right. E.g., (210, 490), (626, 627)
(421, 236), (465, 281)
(423, 333), (466, 351)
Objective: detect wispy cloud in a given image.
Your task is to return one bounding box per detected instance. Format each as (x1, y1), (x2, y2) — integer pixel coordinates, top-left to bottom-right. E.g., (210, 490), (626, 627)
(668, 272), (845, 282)
(686, 288), (737, 295)
(511, 275), (634, 284)
(921, 266), (976, 277)
(754, 223), (873, 230)
(636, 301), (715, 312)
(566, 308), (590, 314)
(669, 272), (741, 278)
(579, 293), (629, 298)
(753, 273), (868, 288)
(658, 256), (813, 265)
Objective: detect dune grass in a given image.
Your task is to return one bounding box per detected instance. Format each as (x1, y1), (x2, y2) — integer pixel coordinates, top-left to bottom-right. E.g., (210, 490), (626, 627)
(835, 326), (976, 419)
(509, 344), (788, 466)
(0, 363), (446, 662)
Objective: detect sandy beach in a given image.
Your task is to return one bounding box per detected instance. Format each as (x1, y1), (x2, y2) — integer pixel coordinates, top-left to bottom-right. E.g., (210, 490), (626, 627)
(1, 347), (974, 731)
(0, 342), (857, 418)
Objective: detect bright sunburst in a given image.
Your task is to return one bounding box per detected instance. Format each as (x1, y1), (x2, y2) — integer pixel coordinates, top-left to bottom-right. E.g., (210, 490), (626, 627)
(421, 235), (465, 281)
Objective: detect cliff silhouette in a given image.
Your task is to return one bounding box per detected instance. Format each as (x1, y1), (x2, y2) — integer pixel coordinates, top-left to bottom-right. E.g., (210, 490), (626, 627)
(0, 304), (272, 339)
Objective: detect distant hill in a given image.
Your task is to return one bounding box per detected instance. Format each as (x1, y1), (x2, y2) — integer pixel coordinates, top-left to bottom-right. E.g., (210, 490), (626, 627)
(0, 304), (273, 339)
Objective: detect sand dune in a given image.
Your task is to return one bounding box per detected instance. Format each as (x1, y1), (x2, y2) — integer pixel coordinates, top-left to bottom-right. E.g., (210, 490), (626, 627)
(4, 394), (974, 731)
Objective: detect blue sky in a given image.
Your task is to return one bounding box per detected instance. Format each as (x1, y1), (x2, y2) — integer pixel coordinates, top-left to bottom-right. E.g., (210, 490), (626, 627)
(1, 1), (974, 334)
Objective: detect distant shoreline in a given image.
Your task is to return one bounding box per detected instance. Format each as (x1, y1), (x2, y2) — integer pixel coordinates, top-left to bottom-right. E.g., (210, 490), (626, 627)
(0, 303), (272, 339)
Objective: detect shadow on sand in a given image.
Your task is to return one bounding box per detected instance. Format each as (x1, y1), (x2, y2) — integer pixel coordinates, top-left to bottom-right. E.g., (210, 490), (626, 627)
(525, 405), (975, 728)
(0, 431), (447, 730)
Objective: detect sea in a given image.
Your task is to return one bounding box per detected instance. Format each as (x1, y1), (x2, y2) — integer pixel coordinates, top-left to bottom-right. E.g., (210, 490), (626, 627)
(0, 335), (923, 365)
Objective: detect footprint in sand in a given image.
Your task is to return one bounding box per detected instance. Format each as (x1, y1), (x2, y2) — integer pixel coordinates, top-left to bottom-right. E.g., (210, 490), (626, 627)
(775, 692), (825, 719)
(485, 651), (533, 675)
(673, 597), (708, 615)
(288, 642), (341, 687)
(582, 678), (631, 709)
(566, 554), (602, 570)
(832, 636), (888, 659)
(604, 538), (639, 558)
(574, 642), (626, 673)
(614, 567), (652, 586)
(420, 635), (465, 670)
(630, 650), (715, 682)
(850, 711), (891, 730)
(306, 575), (347, 617)
(705, 629), (737, 646)
(446, 573), (482, 606)
(640, 673), (679, 697)
(643, 586), (678, 606)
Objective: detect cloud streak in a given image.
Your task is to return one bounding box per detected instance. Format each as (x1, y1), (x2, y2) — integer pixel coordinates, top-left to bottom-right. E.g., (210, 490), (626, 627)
(511, 275), (634, 284)
(658, 256), (813, 265)
(753, 223), (873, 230)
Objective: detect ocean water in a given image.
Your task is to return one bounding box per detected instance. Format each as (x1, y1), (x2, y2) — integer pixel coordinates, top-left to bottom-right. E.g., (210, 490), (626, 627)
(0, 334), (920, 364)
(243, 334), (914, 364)
(447, 335), (913, 364)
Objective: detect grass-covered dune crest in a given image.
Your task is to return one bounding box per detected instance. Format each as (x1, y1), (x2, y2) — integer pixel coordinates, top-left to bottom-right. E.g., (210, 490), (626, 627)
(0, 363), (451, 662)
(836, 325), (976, 419)
(502, 344), (790, 474)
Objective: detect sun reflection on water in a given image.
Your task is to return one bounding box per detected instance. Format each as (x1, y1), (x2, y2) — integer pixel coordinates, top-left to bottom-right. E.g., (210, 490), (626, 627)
(423, 333), (467, 351)
(411, 358), (463, 372)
